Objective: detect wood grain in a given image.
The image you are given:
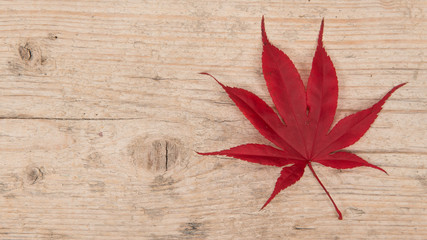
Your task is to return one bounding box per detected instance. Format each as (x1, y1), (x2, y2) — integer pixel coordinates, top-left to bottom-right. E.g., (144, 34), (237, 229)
(0, 0), (426, 239)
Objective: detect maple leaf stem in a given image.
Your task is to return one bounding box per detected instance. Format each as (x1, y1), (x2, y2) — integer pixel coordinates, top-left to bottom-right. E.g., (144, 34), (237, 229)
(307, 162), (343, 220)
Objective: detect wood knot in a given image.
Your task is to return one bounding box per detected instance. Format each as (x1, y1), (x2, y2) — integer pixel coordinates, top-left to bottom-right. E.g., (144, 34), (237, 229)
(128, 137), (188, 173)
(26, 167), (44, 185)
(346, 207), (365, 217)
(48, 33), (58, 40)
(18, 44), (32, 61)
(180, 221), (205, 237)
(9, 40), (54, 75)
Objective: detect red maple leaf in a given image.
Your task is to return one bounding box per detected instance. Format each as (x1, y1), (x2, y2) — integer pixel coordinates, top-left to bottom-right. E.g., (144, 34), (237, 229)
(199, 17), (405, 220)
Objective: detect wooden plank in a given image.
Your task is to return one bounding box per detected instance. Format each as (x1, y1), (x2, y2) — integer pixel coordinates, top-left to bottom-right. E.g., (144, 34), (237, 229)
(0, 0), (426, 239)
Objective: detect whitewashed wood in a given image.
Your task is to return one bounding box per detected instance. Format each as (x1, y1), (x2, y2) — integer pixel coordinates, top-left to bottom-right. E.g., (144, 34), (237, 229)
(0, 0), (426, 239)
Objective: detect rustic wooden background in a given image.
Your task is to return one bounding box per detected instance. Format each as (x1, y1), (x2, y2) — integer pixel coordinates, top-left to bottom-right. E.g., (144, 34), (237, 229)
(0, 0), (426, 239)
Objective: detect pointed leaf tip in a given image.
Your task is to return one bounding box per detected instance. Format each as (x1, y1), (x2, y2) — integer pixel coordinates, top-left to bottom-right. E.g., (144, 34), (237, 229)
(314, 152), (388, 174)
(260, 164), (305, 210)
(261, 16), (269, 45)
(318, 18), (325, 46)
(196, 151), (207, 155)
(315, 82), (406, 156)
(199, 72), (225, 88)
(197, 144), (300, 167)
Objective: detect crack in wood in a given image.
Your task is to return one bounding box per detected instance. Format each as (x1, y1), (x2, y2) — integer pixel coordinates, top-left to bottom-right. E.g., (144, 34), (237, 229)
(294, 226), (315, 230)
(165, 141), (169, 171)
(128, 137), (186, 173)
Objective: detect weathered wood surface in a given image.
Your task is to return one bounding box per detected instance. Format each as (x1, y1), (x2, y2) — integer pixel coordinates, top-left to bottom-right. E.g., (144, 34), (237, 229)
(0, 0), (426, 239)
